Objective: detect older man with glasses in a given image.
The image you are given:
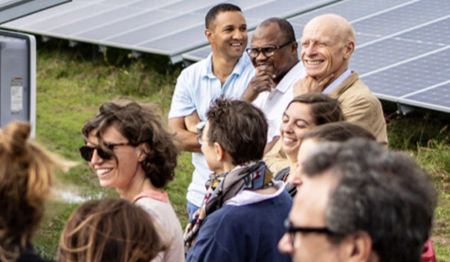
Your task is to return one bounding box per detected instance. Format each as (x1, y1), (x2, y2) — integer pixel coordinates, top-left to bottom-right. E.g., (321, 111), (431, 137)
(278, 139), (437, 262)
(241, 17), (305, 154)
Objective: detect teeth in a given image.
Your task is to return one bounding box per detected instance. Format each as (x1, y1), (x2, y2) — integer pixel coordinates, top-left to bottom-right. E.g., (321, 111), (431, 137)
(231, 43), (242, 46)
(307, 60), (322, 65)
(284, 137), (295, 142)
(258, 64), (268, 70)
(97, 168), (112, 176)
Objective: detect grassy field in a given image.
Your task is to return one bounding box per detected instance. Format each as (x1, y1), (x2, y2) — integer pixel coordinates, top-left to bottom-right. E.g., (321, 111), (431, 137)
(31, 39), (449, 260)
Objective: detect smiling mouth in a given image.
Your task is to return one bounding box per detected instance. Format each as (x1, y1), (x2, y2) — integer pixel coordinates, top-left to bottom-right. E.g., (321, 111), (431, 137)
(96, 168), (113, 177)
(305, 60), (324, 66)
(257, 63), (270, 71)
(231, 43), (242, 47)
(283, 137), (297, 143)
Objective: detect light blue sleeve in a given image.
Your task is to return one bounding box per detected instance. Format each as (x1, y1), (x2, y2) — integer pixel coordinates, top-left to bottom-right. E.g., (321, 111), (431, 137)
(168, 69), (197, 119)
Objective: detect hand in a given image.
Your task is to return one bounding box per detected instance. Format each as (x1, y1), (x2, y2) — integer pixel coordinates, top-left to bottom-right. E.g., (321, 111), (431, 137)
(293, 74), (334, 97)
(185, 111), (201, 133)
(241, 70), (275, 102)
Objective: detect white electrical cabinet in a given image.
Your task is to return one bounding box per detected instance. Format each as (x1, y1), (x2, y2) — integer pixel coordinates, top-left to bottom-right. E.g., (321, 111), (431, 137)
(0, 29), (36, 137)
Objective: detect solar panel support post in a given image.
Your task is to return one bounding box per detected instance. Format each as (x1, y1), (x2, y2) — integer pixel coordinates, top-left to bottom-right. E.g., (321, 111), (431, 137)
(397, 103), (415, 116)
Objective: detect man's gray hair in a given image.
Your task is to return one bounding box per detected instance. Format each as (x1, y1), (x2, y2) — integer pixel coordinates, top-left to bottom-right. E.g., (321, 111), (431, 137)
(303, 139), (437, 262)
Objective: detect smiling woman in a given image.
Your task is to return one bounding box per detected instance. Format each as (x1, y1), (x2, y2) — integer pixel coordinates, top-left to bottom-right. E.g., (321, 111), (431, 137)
(271, 93), (344, 196)
(80, 98), (185, 262)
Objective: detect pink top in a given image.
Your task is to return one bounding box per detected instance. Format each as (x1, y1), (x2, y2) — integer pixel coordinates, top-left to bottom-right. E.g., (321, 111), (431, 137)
(133, 189), (168, 203)
(133, 189), (185, 262)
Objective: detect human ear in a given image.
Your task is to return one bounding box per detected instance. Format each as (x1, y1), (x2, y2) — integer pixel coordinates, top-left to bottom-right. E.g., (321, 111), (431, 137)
(213, 142), (225, 161)
(344, 232), (373, 262)
(343, 41), (354, 59)
(291, 41), (299, 53)
(205, 29), (214, 43)
(137, 143), (149, 162)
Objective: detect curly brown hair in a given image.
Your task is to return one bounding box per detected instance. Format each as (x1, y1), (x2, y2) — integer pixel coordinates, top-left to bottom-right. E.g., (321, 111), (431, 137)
(57, 198), (168, 262)
(0, 122), (72, 262)
(81, 98), (179, 188)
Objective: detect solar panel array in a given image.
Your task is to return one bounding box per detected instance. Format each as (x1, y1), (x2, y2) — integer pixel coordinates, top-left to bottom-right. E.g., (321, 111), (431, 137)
(2, 0), (449, 113)
(1, 0), (336, 62)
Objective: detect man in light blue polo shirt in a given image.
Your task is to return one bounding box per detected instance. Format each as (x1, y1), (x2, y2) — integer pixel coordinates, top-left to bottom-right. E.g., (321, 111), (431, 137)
(168, 3), (255, 218)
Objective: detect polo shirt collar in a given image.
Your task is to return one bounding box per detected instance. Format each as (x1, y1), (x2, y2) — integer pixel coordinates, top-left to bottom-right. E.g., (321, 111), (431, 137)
(275, 62), (303, 93)
(202, 52), (249, 79)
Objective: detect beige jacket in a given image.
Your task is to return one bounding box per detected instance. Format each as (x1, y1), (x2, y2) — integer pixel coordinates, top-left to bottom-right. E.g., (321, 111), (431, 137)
(328, 71), (388, 145)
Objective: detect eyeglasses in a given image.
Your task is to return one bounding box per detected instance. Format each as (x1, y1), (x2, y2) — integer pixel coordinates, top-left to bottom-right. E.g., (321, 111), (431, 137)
(79, 143), (129, 162)
(284, 219), (335, 247)
(196, 122), (206, 146)
(245, 41), (293, 58)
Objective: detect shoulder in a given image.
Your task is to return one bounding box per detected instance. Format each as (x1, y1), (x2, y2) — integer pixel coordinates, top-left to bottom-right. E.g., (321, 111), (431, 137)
(339, 79), (380, 107)
(178, 58), (209, 77)
(17, 244), (51, 262)
(274, 167), (290, 181)
(135, 198), (181, 229)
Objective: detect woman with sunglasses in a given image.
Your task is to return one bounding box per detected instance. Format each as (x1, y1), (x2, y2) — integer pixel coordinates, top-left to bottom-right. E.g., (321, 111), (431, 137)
(80, 98), (184, 262)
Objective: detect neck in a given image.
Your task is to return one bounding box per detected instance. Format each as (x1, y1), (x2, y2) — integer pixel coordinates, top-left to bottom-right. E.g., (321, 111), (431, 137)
(211, 54), (239, 85)
(218, 161), (236, 175)
(116, 170), (157, 201)
(323, 65), (349, 89)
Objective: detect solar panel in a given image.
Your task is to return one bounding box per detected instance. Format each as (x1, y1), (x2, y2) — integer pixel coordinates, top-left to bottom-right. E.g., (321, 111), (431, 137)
(0, 0), (70, 24)
(0, 0), (338, 62)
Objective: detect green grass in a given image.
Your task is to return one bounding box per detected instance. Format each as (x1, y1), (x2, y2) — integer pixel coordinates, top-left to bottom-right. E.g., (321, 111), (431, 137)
(31, 41), (450, 261)
(32, 41), (191, 260)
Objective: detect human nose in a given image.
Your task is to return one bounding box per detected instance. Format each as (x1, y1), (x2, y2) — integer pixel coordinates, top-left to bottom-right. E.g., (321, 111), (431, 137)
(282, 121), (294, 134)
(232, 29), (243, 40)
(254, 48), (268, 61)
(90, 148), (103, 165)
(290, 166), (303, 187)
(304, 43), (316, 57)
(278, 233), (294, 254)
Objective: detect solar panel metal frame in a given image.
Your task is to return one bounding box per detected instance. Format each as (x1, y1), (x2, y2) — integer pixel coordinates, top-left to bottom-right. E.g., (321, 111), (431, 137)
(0, 0), (340, 63)
(0, 0), (71, 24)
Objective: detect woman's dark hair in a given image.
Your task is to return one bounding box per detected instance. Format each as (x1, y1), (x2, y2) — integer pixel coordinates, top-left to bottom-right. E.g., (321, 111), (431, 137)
(81, 98), (179, 188)
(287, 93), (345, 125)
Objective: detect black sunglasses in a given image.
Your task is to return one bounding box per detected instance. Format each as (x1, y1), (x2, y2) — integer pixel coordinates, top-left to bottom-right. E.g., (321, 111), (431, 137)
(245, 41), (293, 58)
(284, 219), (335, 246)
(79, 143), (129, 162)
